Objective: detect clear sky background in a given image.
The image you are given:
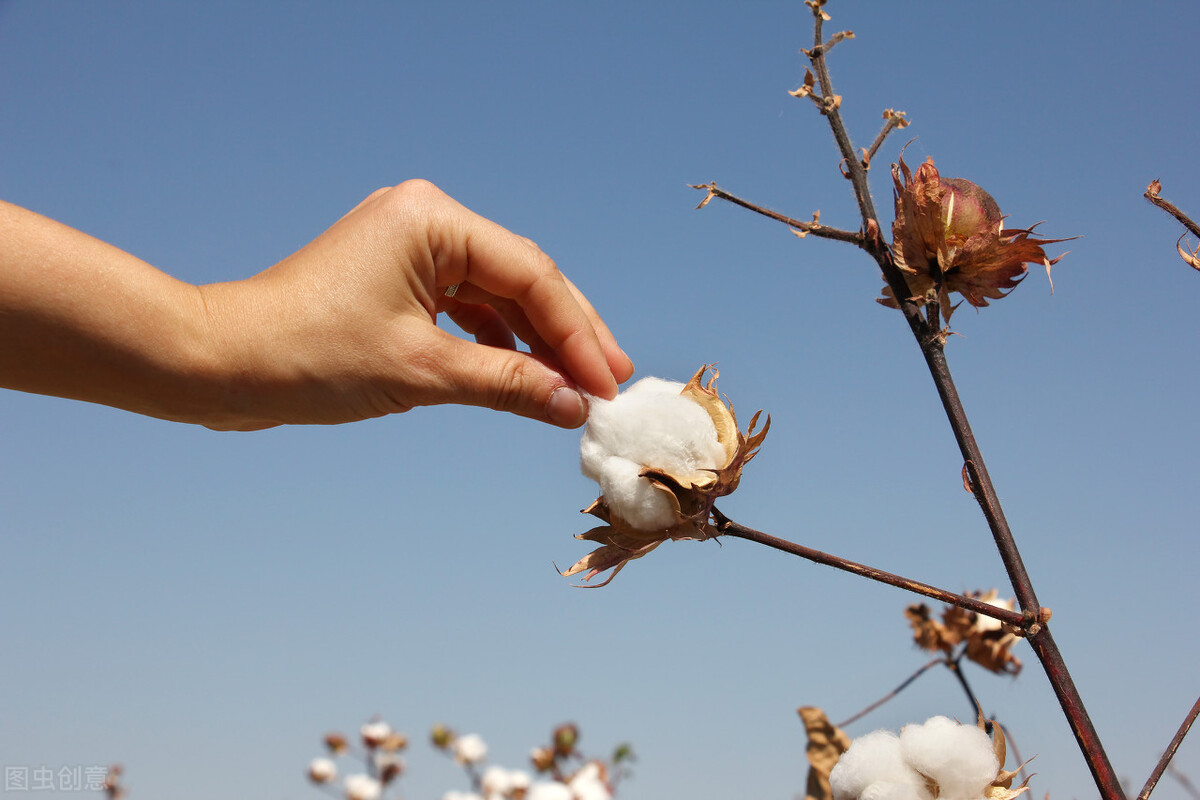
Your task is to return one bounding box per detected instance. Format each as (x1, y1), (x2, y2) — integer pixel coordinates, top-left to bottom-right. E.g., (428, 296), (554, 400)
(2, 2), (1198, 799)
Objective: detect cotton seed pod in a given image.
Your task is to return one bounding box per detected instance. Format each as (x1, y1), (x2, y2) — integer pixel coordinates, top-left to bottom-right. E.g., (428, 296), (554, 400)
(360, 719), (392, 749)
(553, 723), (579, 757)
(324, 733), (349, 755)
(880, 156), (1073, 323)
(430, 724), (454, 750)
(562, 365), (768, 587)
(530, 746), (556, 773)
(380, 732), (409, 752)
(307, 757), (338, 784)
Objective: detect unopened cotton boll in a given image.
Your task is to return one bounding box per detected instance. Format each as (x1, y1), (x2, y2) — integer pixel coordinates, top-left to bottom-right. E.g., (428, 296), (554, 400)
(830, 730), (930, 800)
(899, 716), (997, 800)
(581, 377), (726, 530)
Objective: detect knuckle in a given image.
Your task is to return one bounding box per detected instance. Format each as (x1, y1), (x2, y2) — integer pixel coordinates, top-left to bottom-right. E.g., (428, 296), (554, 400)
(379, 179), (446, 219)
(490, 357), (531, 413)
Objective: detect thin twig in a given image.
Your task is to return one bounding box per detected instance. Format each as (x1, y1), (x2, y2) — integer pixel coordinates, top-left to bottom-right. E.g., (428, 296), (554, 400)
(690, 182), (862, 244)
(837, 657), (942, 728)
(863, 111), (909, 170)
(1169, 765), (1200, 800)
(1137, 695), (1200, 800)
(712, 510), (1027, 628)
(945, 655), (983, 721)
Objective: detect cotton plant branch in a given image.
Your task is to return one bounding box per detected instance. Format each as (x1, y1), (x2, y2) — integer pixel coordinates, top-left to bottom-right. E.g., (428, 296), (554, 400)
(1136, 695), (1200, 800)
(694, 3), (1128, 798)
(1170, 764), (1200, 800)
(836, 657), (944, 728)
(1145, 180), (1200, 270)
(690, 183), (863, 244)
(711, 509), (1032, 630)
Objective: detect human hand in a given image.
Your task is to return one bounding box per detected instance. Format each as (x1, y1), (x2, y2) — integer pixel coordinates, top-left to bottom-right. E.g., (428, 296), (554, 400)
(199, 180), (634, 430)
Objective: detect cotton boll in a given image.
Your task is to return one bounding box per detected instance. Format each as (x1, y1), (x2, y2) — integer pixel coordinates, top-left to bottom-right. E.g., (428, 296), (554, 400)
(899, 716), (997, 800)
(526, 781), (573, 800)
(830, 730), (930, 800)
(452, 733), (488, 765)
(580, 377), (726, 530)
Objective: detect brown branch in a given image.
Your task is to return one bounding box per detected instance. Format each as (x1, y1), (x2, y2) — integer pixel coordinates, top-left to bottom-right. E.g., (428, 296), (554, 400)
(862, 110), (910, 170)
(1146, 180), (1200, 239)
(803, 5), (1124, 797)
(1145, 180), (1200, 271)
(1137, 695), (1200, 800)
(711, 509), (1028, 628)
(837, 657), (942, 728)
(690, 182), (863, 244)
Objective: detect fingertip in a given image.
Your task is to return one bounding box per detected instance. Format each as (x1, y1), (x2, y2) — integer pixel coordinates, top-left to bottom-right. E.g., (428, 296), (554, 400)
(614, 350), (635, 383)
(546, 386), (587, 428)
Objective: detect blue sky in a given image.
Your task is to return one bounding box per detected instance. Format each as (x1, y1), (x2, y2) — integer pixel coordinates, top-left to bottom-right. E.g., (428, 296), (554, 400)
(1, 2), (1198, 798)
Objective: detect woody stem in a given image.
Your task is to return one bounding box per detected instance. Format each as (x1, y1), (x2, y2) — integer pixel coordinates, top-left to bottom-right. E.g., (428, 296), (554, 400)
(712, 510), (1024, 627)
(805, 6), (1124, 798)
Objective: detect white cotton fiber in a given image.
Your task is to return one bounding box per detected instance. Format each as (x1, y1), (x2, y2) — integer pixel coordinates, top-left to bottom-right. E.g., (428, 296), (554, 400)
(830, 730), (931, 800)
(580, 377), (726, 530)
(899, 716), (997, 800)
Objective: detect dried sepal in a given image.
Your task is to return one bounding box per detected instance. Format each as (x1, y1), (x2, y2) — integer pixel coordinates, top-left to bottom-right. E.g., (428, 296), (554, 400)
(883, 108), (910, 128)
(1177, 233), (1200, 271)
(790, 69), (817, 100)
(798, 706), (851, 800)
(977, 714), (1035, 800)
(689, 182), (718, 209)
(805, 0), (831, 21)
(564, 366), (768, 586)
(880, 156), (1074, 323)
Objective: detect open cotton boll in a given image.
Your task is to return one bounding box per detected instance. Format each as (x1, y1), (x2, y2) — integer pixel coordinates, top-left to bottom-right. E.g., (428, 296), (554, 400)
(830, 730), (931, 800)
(580, 377), (726, 530)
(899, 716), (997, 800)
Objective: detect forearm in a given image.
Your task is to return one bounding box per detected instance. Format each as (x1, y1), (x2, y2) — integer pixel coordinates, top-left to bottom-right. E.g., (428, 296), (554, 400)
(0, 200), (224, 424)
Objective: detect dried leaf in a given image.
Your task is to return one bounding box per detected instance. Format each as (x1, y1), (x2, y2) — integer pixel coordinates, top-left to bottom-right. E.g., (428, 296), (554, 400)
(798, 707), (851, 800)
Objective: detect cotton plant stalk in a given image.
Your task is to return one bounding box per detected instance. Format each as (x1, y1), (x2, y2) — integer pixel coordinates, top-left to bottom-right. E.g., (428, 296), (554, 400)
(561, 366), (768, 586)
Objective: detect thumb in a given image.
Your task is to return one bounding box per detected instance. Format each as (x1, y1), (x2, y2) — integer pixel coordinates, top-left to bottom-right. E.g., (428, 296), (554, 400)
(415, 328), (589, 428)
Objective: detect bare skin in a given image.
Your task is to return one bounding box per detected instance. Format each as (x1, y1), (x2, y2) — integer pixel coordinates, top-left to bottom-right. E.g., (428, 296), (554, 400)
(0, 180), (634, 430)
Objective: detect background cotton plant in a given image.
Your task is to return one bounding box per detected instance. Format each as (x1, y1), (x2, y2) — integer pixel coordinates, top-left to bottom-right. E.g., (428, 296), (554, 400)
(306, 718), (630, 800)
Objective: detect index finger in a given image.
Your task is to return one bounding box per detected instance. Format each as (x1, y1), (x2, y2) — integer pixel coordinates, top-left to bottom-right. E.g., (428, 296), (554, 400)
(423, 192), (620, 400)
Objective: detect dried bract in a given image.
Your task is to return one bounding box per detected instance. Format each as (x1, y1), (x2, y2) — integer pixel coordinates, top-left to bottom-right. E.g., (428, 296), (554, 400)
(905, 589), (1023, 676)
(978, 713), (1035, 800)
(799, 706), (851, 800)
(881, 156), (1072, 323)
(562, 366), (768, 586)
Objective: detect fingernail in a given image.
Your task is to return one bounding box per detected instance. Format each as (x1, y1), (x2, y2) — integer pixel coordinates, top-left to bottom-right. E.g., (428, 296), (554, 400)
(547, 386), (586, 428)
